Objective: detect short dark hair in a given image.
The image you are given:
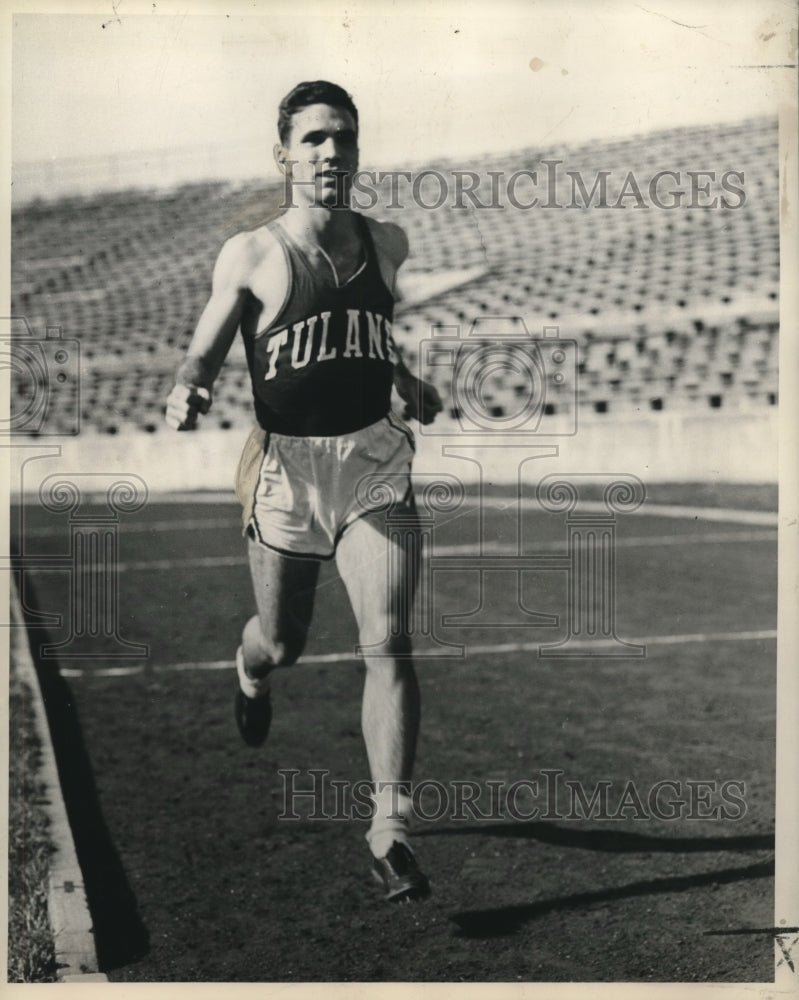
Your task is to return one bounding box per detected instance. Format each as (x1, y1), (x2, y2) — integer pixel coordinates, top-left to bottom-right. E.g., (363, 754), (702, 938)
(277, 81), (359, 144)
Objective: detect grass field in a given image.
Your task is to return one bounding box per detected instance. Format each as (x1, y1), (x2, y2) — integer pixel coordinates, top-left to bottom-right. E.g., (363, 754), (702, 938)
(12, 483), (777, 982)
(7, 667), (58, 982)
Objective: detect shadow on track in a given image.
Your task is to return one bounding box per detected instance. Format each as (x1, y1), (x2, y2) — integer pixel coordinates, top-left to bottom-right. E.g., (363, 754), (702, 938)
(417, 820), (774, 853)
(449, 859), (774, 939)
(419, 822), (774, 939)
(22, 582), (150, 972)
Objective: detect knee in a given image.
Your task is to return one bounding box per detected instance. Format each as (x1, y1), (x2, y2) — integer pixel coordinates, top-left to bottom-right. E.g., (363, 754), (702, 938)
(358, 616), (412, 655)
(362, 633), (411, 658)
(362, 635), (414, 674)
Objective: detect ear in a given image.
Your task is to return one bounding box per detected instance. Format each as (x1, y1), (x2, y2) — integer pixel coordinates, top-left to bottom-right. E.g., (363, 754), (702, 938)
(274, 143), (289, 174)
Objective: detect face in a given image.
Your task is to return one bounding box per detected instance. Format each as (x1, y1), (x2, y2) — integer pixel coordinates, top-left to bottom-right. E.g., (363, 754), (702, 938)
(276, 103), (359, 209)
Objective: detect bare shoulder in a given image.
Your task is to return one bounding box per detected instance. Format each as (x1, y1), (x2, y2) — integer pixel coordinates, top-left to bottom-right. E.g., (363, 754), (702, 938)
(363, 217), (409, 267)
(212, 225), (284, 292)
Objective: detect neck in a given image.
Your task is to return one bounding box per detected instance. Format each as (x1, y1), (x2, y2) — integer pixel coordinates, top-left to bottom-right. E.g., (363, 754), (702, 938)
(282, 201), (357, 246)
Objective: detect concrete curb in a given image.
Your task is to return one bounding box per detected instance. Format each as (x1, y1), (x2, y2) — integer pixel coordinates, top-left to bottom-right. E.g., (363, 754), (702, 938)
(10, 585), (109, 983)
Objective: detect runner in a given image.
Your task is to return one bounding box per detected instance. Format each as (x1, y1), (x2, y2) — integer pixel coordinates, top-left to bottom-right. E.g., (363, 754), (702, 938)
(166, 80), (442, 901)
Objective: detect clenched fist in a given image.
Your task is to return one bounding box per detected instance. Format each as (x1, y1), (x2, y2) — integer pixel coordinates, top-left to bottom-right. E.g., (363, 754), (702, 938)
(395, 371), (443, 425)
(165, 383), (212, 430)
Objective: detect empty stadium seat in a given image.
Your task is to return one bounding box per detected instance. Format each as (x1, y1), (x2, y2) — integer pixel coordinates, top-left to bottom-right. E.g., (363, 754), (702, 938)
(10, 118), (779, 433)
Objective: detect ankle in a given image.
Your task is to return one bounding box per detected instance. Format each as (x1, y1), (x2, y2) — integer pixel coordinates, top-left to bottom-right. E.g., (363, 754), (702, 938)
(236, 646), (271, 697)
(366, 785), (413, 858)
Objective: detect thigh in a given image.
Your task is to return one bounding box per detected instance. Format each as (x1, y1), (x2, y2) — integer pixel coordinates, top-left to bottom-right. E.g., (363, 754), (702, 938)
(248, 537), (321, 654)
(335, 506), (421, 648)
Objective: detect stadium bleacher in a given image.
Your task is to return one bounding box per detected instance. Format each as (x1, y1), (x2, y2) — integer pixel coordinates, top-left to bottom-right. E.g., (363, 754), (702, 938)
(10, 117), (778, 435)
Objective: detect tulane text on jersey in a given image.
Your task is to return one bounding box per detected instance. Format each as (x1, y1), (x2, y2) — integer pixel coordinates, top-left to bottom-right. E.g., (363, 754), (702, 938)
(258, 308), (398, 381)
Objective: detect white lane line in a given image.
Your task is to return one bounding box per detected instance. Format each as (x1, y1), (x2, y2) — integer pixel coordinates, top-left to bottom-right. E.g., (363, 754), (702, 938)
(596, 502), (776, 525)
(140, 492), (237, 504)
(19, 500), (777, 536)
(22, 516), (240, 538)
(437, 531), (775, 556)
(141, 491), (778, 524)
(486, 499), (778, 526)
(22, 530), (777, 574)
(58, 628), (778, 678)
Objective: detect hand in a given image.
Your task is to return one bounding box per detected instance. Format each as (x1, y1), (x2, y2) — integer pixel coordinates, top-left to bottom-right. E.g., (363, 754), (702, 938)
(396, 372), (443, 425)
(165, 383), (212, 430)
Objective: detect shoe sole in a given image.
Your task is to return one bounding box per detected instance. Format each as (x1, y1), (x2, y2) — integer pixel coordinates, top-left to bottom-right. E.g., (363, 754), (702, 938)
(234, 690), (271, 747)
(371, 867), (431, 903)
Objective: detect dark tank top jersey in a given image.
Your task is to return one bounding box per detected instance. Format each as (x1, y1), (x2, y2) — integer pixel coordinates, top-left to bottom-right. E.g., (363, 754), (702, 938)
(241, 213), (397, 436)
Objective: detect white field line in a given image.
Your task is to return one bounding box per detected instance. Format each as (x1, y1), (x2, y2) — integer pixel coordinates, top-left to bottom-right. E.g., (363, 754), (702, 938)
(484, 499), (777, 526)
(140, 491), (778, 521)
(22, 516), (240, 537)
(58, 628), (778, 679)
(19, 499), (778, 537)
(23, 530), (777, 574)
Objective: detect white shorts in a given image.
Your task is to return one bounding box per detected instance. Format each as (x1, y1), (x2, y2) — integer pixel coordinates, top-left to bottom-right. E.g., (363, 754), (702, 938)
(234, 413), (416, 560)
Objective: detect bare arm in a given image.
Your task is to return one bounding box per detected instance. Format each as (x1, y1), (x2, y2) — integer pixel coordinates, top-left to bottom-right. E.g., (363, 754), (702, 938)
(370, 219), (443, 426)
(165, 234), (252, 430)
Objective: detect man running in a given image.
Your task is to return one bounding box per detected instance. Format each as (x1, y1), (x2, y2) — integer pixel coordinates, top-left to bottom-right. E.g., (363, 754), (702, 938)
(166, 80), (442, 901)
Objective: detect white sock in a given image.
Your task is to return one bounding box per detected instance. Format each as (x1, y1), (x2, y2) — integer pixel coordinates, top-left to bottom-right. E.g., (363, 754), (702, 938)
(236, 646), (271, 698)
(366, 785), (413, 859)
